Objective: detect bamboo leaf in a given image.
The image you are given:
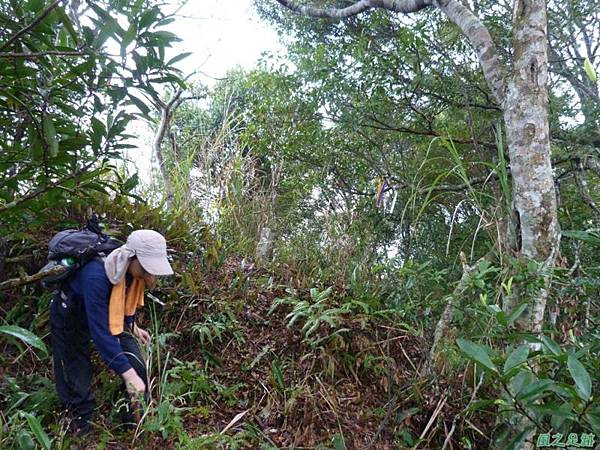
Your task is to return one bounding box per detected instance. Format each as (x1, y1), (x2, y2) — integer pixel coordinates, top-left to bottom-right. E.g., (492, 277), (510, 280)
(139, 7), (160, 29)
(562, 229), (600, 246)
(55, 6), (78, 44)
(122, 173), (139, 192)
(167, 52), (192, 66)
(0, 325), (48, 356)
(21, 412), (52, 450)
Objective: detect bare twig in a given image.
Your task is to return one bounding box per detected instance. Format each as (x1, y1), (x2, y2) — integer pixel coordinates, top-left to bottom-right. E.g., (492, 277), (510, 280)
(5, 255), (33, 263)
(573, 159), (600, 219)
(441, 371), (485, 450)
(418, 395), (447, 442)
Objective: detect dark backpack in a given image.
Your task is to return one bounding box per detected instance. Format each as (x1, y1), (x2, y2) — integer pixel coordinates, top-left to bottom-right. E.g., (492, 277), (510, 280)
(40, 216), (123, 289)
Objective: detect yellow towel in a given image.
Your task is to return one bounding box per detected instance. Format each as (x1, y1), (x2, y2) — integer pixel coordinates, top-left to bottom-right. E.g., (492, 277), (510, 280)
(108, 278), (145, 335)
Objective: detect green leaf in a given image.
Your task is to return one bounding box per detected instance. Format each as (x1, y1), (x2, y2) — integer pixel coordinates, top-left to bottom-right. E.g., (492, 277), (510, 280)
(16, 430), (35, 450)
(55, 6), (78, 44)
(549, 403), (574, 429)
(0, 325), (48, 356)
(121, 22), (137, 55)
(151, 30), (180, 44)
(21, 412), (52, 450)
(516, 379), (554, 402)
(505, 428), (534, 450)
(139, 7), (160, 29)
(456, 339), (498, 373)
(167, 52), (192, 66)
(540, 335), (561, 356)
(90, 117), (106, 149)
(584, 57), (597, 83)
(562, 229), (600, 246)
(503, 345), (529, 374)
(127, 94), (151, 115)
(567, 355), (592, 401)
(507, 303), (528, 326)
(43, 115), (58, 157)
(465, 399), (495, 413)
(132, 51), (148, 74)
(123, 173), (139, 192)
(25, 0), (44, 13)
(333, 433), (347, 450)
(585, 408), (600, 435)
(271, 358), (285, 392)
(156, 17), (176, 27)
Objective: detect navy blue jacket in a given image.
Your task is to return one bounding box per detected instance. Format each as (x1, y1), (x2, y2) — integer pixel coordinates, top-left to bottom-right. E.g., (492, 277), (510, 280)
(68, 260), (134, 374)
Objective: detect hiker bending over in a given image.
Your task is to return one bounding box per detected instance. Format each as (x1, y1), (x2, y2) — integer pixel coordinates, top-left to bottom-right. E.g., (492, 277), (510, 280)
(50, 230), (173, 434)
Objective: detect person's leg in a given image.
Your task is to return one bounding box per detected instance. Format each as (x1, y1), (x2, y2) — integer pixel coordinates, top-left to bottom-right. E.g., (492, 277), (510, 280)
(50, 290), (95, 433)
(116, 329), (148, 426)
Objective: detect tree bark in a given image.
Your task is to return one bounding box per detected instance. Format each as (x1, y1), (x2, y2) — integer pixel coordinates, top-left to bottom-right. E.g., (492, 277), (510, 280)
(502, 0), (560, 333)
(255, 227), (275, 262)
(498, 1), (560, 447)
(274, 0), (431, 17)
(0, 265), (67, 291)
(153, 89), (183, 209)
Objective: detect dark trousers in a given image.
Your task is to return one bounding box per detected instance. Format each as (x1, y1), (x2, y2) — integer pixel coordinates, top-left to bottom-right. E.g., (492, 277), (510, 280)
(49, 290), (148, 430)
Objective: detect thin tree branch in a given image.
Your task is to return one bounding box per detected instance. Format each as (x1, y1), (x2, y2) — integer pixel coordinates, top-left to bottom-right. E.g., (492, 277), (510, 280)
(276, 0), (505, 125)
(0, 265), (67, 291)
(153, 88), (186, 207)
(275, 0), (431, 18)
(573, 158), (600, 219)
(433, 0), (505, 104)
(0, 50), (88, 59)
(0, 162), (95, 214)
(0, 0), (63, 52)
(427, 251), (496, 372)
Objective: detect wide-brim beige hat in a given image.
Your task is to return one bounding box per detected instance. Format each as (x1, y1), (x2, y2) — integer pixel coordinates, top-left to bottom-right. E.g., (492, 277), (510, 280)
(127, 230), (174, 276)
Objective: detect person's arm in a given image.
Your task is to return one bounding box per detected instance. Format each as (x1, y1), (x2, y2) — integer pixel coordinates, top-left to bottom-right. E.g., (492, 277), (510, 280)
(82, 275), (133, 374)
(132, 322), (150, 345)
(83, 276), (146, 395)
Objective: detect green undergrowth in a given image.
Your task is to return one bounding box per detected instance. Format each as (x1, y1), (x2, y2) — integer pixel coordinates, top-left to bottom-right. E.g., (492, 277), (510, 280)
(1, 195), (598, 449)
(1, 254), (434, 449)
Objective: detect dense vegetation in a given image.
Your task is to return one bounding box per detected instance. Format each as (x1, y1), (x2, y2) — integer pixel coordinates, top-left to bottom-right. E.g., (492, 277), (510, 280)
(0, 0), (598, 448)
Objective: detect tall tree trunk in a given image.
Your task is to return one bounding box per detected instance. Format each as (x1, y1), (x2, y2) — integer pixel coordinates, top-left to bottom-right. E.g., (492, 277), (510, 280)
(498, 1), (560, 447)
(502, 0), (560, 333)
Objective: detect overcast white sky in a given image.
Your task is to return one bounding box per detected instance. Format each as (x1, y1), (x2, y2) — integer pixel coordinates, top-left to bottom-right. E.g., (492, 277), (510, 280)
(166, 0), (284, 83)
(127, 0), (284, 184)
